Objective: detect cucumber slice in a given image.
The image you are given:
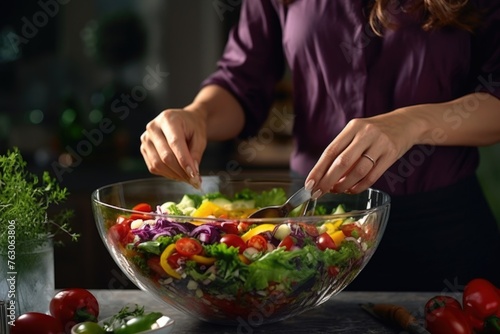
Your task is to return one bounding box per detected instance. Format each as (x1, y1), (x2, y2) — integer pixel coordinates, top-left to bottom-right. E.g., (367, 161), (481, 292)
(332, 204), (346, 215)
(210, 197), (233, 210)
(229, 199), (256, 210)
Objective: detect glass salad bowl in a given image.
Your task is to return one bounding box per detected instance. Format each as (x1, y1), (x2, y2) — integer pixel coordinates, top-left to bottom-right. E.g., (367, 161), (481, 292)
(91, 176), (390, 326)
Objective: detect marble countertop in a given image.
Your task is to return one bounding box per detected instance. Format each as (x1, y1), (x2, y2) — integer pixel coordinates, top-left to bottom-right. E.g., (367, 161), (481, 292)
(91, 289), (435, 334)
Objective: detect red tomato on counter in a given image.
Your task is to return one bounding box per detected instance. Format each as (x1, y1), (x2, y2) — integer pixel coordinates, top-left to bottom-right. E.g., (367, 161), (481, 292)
(424, 295), (473, 334)
(50, 288), (99, 333)
(10, 312), (64, 334)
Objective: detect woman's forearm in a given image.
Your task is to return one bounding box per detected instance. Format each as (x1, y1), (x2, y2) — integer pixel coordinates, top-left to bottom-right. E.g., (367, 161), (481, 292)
(404, 92), (500, 147)
(184, 84), (245, 141)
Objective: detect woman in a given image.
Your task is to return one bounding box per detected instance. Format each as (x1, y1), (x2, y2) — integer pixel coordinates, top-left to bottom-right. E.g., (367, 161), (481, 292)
(140, 0), (500, 291)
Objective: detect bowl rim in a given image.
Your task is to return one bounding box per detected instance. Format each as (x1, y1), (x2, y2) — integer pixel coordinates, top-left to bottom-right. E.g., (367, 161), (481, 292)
(91, 176), (391, 222)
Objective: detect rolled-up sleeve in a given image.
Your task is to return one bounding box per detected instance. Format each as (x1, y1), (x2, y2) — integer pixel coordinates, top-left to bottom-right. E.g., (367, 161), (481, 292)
(470, 1), (500, 99)
(201, 0), (285, 138)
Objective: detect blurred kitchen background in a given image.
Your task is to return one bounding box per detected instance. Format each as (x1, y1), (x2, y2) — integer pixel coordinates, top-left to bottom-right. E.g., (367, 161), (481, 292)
(1, 1), (498, 289)
(0, 0), (294, 289)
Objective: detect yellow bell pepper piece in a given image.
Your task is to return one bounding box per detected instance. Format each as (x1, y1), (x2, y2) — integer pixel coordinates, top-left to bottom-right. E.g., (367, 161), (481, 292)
(191, 254), (216, 266)
(329, 230), (346, 246)
(192, 201), (228, 218)
(241, 224), (276, 242)
(322, 219), (344, 234)
(160, 244), (182, 279)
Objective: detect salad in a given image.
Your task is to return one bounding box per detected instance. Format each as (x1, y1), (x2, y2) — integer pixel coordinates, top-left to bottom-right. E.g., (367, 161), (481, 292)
(106, 188), (374, 323)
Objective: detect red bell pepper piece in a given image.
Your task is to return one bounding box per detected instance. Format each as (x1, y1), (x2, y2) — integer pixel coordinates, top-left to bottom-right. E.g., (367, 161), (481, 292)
(463, 278), (500, 333)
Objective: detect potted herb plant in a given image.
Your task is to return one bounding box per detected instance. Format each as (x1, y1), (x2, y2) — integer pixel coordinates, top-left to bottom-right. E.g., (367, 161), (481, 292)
(0, 147), (79, 316)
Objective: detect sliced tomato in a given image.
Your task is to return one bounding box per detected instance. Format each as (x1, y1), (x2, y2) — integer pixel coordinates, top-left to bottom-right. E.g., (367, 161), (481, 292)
(316, 232), (338, 251)
(175, 237), (203, 256)
(278, 235), (295, 251)
(220, 234), (247, 253)
(247, 235), (267, 251)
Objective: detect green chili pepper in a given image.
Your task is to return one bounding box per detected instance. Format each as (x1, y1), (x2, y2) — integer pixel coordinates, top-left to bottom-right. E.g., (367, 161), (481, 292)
(113, 312), (163, 334)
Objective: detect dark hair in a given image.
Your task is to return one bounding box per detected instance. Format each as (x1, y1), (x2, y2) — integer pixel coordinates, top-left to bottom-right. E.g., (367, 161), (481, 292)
(280, 0), (480, 35)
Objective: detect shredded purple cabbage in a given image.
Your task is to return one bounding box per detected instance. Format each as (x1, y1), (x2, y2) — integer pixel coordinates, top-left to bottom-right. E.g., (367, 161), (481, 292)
(190, 224), (221, 244)
(131, 218), (224, 244)
(132, 218), (197, 242)
(288, 224), (307, 247)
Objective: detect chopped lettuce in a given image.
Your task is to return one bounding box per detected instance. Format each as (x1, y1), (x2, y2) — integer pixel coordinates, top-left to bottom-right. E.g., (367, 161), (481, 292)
(202, 191), (229, 201)
(321, 240), (362, 267)
(185, 243), (248, 295)
(233, 188), (287, 208)
(245, 246), (318, 291)
(136, 235), (180, 255)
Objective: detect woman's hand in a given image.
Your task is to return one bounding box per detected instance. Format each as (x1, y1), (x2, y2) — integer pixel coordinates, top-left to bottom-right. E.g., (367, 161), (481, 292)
(306, 92), (500, 198)
(140, 107), (206, 188)
(140, 84), (246, 188)
(305, 110), (418, 197)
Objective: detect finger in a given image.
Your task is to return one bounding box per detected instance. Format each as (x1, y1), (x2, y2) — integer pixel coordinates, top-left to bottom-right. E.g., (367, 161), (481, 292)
(141, 136), (186, 181)
(332, 153), (378, 193)
(186, 126), (207, 179)
(306, 135), (356, 198)
(161, 117), (202, 188)
(140, 129), (187, 182)
(346, 154), (390, 194)
(313, 138), (371, 197)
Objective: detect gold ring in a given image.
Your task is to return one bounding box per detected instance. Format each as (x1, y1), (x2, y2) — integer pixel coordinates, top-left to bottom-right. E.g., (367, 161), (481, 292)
(362, 153), (376, 166)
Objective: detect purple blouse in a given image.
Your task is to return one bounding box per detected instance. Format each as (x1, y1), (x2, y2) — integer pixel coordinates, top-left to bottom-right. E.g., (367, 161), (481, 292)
(202, 0), (500, 196)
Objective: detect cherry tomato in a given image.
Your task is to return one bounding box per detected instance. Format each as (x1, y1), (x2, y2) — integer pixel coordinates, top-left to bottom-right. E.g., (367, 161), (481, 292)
(108, 219), (134, 245)
(425, 296), (473, 334)
(340, 224), (365, 239)
(328, 265), (340, 277)
(130, 203), (153, 220)
(71, 321), (105, 334)
(300, 223), (319, 237)
(50, 288), (99, 334)
(220, 234), (247, 253)
(115, 215), (129, 224)
(175, 237), (203, 256)
(10, 312), (64, 334)
(147, 256), (168, 277)
(167, 252), (187, 269)
(246, 235), (268, 251)
(316, 232), (338, 251)
(237, 222), (250, 233)
(220, 222), (239, 234)
(132, 202), (152, 212)
(425, 295), (462, 313)
(278, 235), (295, 251)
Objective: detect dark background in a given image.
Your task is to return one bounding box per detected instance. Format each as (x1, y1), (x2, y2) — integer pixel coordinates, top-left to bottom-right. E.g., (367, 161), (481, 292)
(0, 0), (294, 289)
(1, 1), (499, 289)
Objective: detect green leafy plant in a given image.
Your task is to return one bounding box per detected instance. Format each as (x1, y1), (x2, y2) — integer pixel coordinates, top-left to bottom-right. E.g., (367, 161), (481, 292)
(0, 147), (79, 249)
